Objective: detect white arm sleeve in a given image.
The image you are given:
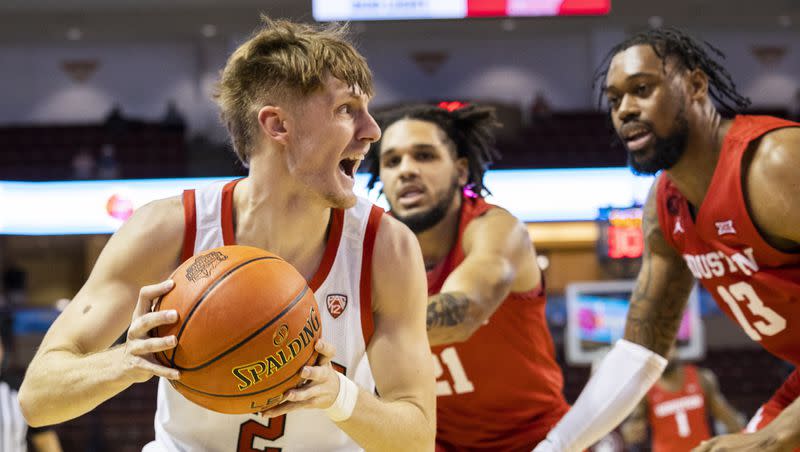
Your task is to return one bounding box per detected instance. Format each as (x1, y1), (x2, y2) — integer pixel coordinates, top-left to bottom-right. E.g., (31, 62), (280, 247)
(534, 339), (667, 452)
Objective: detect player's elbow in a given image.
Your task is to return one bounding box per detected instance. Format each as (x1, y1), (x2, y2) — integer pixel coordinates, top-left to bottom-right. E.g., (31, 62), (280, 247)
(401, 418), (436, 452)
(17, 383), (48, 428)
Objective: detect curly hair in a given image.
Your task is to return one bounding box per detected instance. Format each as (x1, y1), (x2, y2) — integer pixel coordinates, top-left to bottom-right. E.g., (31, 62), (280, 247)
(365, 103), (501, 196)
(214, 16), (373, 166)
(594, 27), (751, 113)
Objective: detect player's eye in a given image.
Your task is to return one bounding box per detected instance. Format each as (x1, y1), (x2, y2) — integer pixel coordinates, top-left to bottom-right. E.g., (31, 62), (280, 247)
(635, 83), (652, 97)
(382, 156), (400, 168)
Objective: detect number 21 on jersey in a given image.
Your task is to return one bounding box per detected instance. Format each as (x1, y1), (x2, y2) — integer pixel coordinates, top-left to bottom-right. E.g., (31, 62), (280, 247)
(433, 347), (475, 396)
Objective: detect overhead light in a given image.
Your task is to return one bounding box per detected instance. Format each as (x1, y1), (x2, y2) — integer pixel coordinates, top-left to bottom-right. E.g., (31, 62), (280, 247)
(648, 16), (663, 29)
(201, 24), (217, 38)
(66, 27), (82, 41)
(778, 15), (792, 28)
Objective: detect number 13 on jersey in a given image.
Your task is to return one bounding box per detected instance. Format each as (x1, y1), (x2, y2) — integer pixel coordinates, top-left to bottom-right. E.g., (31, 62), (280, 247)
(433, 347), (475, 396)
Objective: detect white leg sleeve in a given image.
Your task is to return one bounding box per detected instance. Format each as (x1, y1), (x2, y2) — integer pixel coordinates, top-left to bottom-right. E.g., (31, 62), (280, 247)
(533, 339), (667, 452)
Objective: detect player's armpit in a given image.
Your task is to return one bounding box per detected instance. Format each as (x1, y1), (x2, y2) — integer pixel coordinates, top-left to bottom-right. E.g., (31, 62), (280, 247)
(623, 183), (694, 356)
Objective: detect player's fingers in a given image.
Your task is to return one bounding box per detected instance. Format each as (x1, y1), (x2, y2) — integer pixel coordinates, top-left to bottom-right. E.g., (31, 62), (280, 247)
(259, 400), (311, 418)
(284, 383), (323, 402)
(129, 310), (178, 340)
(315, 339), (336, 365)
(128, 355), (180, 380)
(127, 336), (178, 356)
(137, 280), (175, 311)
(299, 365), (329, 382)
(691, 439), (713, 452)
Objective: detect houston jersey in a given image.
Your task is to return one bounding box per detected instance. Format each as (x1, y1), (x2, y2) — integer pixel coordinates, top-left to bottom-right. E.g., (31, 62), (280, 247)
(656, 115), (800, 367)
(428, 195), (569, 451)
(144, 179), (383, 452)
(646, 365), (711, 452)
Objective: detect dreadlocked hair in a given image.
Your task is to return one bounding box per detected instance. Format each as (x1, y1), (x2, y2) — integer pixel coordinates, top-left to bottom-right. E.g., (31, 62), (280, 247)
(593, 27), (751, 113)
(365, 103), (501, 196)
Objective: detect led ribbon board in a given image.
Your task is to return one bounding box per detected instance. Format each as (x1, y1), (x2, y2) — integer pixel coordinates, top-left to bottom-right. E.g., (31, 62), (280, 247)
(313, 0), (611, 21)
(0, 168), (652, 235)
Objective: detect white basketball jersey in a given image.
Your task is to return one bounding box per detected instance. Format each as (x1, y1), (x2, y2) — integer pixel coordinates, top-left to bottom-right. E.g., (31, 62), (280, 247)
(145, 179), (383, 452)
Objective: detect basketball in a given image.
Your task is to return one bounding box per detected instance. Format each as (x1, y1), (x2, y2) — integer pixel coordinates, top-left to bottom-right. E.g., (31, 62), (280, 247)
(152, 245), (322, 414)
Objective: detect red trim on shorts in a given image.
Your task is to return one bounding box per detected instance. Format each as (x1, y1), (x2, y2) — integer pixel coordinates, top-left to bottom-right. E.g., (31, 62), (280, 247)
(220, 179), (241, 246)
(359, 205), (383, 346)
(308, 208), (345, 291)
(180, 189), (197, 263)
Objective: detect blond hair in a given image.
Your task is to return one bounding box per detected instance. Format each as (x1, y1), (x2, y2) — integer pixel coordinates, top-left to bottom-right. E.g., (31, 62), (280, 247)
(214, 17), (374, 166)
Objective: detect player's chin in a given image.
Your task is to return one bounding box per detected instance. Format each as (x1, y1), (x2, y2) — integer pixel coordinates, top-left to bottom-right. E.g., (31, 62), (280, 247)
(326, 190), (357, 210)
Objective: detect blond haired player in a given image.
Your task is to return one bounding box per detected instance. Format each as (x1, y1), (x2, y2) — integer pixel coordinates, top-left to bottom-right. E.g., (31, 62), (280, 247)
(19, 18), (435, 452)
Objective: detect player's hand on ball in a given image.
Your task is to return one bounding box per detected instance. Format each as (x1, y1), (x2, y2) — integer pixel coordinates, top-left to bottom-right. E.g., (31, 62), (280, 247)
(122, 279), (181, 383)
(260, 339), (341, 418)
(692, 429), (798, 452)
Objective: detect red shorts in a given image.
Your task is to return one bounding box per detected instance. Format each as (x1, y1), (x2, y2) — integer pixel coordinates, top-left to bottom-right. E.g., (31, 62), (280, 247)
(745, 369), (800, 433)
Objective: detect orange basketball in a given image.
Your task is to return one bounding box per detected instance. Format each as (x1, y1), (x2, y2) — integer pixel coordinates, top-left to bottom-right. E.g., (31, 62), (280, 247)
(152, 245), (321, 414)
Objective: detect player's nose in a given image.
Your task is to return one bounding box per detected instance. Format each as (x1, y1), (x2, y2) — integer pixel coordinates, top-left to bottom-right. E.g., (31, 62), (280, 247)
(358, 111), (381, 143)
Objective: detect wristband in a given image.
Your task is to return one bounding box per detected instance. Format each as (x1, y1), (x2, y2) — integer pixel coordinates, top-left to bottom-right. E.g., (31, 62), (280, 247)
(324, 372), (359, 422)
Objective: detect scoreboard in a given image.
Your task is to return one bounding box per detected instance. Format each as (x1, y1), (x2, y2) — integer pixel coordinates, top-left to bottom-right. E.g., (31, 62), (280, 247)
(313, 0), (611, 21)
(597, 206), (644, 260)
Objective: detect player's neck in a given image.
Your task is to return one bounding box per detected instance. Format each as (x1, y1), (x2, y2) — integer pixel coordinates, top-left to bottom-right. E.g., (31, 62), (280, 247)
(417, 196), (463, 271)
(232, 173), (332, 281)
(660, 364), (686, 391)
(665, 111), (732, 209)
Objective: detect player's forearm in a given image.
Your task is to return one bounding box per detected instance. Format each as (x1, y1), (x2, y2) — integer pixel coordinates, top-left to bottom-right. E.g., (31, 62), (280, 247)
(336, 390), (435, 452)
(426, 292), (476, 345)
(535, 340), (666, 452)
(19, 345), (135, 427)
(715, 404), (745, 433)
(759, 395), (800, 448)
(623, 260), (694, 356)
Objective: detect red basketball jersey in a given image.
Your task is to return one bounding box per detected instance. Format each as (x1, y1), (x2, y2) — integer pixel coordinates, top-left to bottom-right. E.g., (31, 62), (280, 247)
(656, 115), (800, 367)
(646, 365), (711, 452)
(428, 195), (569, 451)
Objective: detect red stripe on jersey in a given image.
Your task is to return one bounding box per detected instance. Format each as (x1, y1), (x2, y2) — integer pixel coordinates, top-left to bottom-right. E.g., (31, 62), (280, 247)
(221, 179), (240, 246)
(309, 208), (345, 292)
(359, 205), (383, 346)
(181, 189), (197, 263)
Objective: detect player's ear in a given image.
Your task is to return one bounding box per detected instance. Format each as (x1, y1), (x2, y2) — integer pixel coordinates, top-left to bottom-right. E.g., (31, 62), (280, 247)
(687, 69), (709, 103)
(456, 157), (469, 187)
(258, 105), (289, 145)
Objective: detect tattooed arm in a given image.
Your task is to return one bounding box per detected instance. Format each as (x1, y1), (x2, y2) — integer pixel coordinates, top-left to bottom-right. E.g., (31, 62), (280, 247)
(534, 179), (692, 452)
(623, 180), (695, 356)
(427, 208), (539, 346)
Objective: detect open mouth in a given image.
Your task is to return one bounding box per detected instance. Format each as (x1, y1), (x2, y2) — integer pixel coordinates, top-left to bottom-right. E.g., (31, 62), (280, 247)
(339, 158), (358, 178)
(397, 185), (425, 206)
(623, 130), (653, 152)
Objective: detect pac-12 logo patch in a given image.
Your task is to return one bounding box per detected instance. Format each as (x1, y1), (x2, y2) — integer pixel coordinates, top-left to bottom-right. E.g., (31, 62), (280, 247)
(326, 294), (348, 319)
